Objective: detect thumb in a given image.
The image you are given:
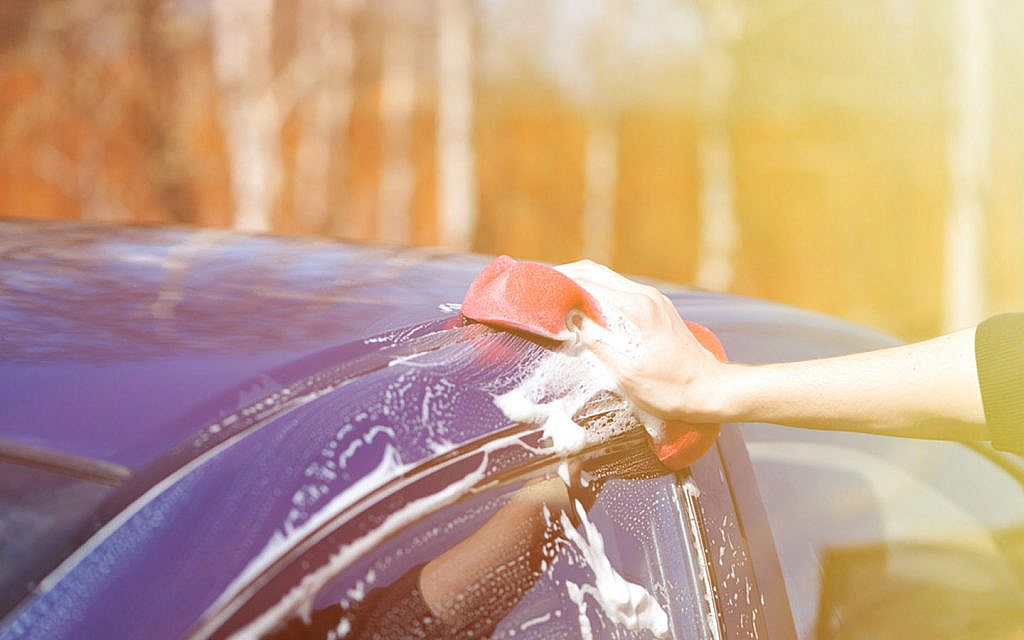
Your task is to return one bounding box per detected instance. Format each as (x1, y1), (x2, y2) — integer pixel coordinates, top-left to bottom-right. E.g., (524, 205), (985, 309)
(586, 336), (633, 379)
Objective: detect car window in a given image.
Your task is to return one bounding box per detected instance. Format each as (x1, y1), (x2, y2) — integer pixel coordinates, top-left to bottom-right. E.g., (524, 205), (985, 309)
(0, 460), (114, 616)
(741, 424), (1024, 639)
(254, 463), (713, 640)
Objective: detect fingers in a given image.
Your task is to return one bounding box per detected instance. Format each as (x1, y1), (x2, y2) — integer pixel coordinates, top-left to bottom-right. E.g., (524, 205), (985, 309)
(560, 266), (663, 306)
(556, 259), (649, 295)
(574, 275), (677, 331)
(557, 260), (677, 326)
(568, 275), (628, 303)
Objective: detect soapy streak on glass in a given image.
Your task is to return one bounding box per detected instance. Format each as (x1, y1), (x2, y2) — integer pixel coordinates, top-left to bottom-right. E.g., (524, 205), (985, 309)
(255, 427), (690, 633)
(264, 470), (702, 638)
(483, 280), (679, 636)
(216, 426), (554, 638)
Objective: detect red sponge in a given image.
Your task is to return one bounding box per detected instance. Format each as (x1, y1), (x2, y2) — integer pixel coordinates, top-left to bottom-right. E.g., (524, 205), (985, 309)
(651, 322), (728, 470)
(461, 255), (726, 470)
(460, 255), (605, 340)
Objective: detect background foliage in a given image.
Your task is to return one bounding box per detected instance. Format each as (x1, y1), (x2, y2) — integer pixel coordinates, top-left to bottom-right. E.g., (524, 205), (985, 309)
(2, 0), (1022, 339)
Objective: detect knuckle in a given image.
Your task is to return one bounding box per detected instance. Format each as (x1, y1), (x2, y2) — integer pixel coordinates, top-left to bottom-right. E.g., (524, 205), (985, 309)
(636, 293), (658, 314)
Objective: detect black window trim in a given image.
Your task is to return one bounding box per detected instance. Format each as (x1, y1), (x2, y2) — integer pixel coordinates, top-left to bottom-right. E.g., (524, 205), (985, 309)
(715, 424), (799, 640)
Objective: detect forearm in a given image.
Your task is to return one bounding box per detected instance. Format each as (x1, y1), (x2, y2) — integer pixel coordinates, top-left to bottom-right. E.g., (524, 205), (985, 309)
(419, 477), (570, 627)
(558, 260), (1006, 446)
(711, 327), (989, 441)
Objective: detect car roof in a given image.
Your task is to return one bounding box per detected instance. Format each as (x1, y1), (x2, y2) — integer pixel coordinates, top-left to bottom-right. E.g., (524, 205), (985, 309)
(0, 220), (494, 469)
(1, 220), (902, 637)
(1, 220), (894, 472)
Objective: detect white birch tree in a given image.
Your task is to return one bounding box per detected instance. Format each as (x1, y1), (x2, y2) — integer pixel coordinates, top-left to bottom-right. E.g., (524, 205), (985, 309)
(582, 121), (618, 263)
(378, 2), (420, 245)
(581, 1), (626, 265)
(694, 0), (741, 292)
(436, 0), (478, 250)
(211, 0), (280, 232)
(293, 0), (357, 234)
(944, 0), (991, 331)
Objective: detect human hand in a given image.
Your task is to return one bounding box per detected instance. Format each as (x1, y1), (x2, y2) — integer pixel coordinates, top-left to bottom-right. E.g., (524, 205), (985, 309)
(557, 260), (733, 424)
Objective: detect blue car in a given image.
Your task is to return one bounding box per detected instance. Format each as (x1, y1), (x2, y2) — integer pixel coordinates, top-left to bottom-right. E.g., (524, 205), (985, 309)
(1, 220), (1022, 639)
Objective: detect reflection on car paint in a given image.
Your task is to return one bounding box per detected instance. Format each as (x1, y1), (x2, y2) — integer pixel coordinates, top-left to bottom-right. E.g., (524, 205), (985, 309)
(228, 442), (497, 637)
(262, 470), (711, 639)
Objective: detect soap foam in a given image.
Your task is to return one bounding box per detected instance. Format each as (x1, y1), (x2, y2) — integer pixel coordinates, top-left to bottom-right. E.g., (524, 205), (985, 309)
(491, 275), (672, 638)
(223, 434), (530, 639)
(561, 501), (669, 638)
(492, 283), (648, 457)
(493, 270), (676, 460)
(493, 340), (623, 454)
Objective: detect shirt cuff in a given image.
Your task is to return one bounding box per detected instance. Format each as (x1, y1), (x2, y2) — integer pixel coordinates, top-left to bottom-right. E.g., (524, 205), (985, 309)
(975, 313), (1024, 455)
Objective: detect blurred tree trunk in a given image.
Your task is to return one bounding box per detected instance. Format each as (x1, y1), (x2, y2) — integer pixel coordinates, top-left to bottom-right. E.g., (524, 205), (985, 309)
(944, 0), (991, 330)
(377, 3), (418, 245)
(294, 0), (356, 235)
(435, 0), (477, 250)
(581, 1), (624, 265)
(694, 0), (740, 292)
(212, 0), (281, 232)
(138, 0), (197, 225)
(582, 117), (617, 264)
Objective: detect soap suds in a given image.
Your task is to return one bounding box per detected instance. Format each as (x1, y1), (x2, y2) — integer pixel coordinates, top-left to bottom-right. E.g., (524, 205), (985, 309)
(219, 432), (536, 640)
(212, 444), (411, 621)
(492, 320), (631, 457)
(565, 580), (594, 640)
(557, 461), (573, 487)
(489, 275), (675, 637)
(223, 275), (671, 639)
(493, 277), (672, 458)
(519, 612), (552, 631)
(560, 501), (669, 638)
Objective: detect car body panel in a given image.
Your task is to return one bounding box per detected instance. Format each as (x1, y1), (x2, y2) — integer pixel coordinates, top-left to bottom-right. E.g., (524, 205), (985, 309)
(0, 221), (488, 469)
(3, 321), (548, 639)
(0, 221), (903, 639)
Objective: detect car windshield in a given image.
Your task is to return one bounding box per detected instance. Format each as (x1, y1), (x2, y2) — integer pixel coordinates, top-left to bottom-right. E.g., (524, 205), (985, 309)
(743, 424), (1024, 639)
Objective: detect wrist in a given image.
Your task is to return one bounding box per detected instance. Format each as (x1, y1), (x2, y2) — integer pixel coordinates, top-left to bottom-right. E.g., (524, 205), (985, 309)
(691, 362), (753, 424)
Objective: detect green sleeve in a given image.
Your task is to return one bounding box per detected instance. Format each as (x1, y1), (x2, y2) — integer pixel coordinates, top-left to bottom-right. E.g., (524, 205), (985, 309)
(975, 313), (1024, 455)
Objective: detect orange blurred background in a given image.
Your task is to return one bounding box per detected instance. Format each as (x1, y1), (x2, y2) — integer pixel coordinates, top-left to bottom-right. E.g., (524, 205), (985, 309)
(2, 0), (1022, 340)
